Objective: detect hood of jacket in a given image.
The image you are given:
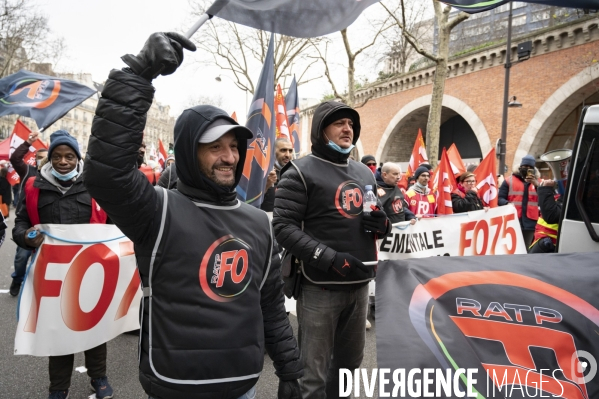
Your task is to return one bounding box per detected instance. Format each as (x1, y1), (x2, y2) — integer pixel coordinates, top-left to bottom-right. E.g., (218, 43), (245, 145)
(174, 105), (249, 204)
(310, 101), (361, 164)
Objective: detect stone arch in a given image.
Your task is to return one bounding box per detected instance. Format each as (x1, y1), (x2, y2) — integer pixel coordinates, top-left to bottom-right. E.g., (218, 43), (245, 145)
(514, 62), (599, 169)
(375, 94), (492, 162)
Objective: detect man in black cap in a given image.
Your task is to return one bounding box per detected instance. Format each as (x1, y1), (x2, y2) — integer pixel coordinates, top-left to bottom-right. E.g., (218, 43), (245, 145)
(273, 101), (391, 399)
(360, 154), (377, 174)
(498, 154), (539, 246)
(83, 32), (302, 399)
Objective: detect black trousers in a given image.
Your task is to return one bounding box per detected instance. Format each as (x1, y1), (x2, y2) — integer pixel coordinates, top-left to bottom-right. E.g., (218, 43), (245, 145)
(49, 343), (107, 391)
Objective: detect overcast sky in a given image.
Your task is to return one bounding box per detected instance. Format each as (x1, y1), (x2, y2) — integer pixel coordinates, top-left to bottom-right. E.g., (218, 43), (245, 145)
(36, 0), (395, 122)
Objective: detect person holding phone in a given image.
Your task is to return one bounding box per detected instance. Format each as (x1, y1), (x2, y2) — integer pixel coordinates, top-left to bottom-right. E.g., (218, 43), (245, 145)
(498, 154), (539, 247)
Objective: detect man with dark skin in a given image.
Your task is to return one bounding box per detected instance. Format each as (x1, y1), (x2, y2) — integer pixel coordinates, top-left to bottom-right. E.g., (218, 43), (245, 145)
(13, 130), (113, 399)
(262, 138), (294, 212)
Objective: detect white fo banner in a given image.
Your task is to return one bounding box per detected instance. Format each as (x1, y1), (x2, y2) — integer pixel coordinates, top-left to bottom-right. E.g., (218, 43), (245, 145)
(377, 205), (528, 260)
(15, 224), (141, 356)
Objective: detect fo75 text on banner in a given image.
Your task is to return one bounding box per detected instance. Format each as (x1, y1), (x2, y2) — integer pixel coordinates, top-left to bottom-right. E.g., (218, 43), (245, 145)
(377, 205), (527, 260)
(15, 224), (141, 356)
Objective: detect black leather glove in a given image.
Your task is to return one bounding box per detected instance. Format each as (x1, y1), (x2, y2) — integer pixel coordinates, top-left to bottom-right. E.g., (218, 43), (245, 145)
(331, 252), (369, 278)
(278, 379), (301, 399)
(363, 209), (389, 235)
(122, 32), (196, 81)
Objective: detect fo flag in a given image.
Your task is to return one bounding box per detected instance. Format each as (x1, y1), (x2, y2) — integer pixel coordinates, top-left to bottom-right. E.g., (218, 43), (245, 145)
(376, 252), (599, 398)
(7, 120), (47, 186)
(432, 148), (456, 215)
(237, 35), (275, 208)
(158, 139), (168, 170)
(0, 70), (95, 130)
(406, 129), (428, 178)
(439, 0), (599, 13)
(274, 84), (291, 141)
(447, 143), (466, 178)
(285, 76), (301, 157)
(206, 0), (380, 38)
(474, 148), (498, 207)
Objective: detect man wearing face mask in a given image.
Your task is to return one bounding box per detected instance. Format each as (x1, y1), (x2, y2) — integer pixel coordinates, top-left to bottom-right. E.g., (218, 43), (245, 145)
(498, 154), (539, 247)
(13, 130), (112, 399)
(83, 32), (303, 399)
(8, 131), (48, 297)
(273, 101), (391, 399)
(360, 155), (377, 174)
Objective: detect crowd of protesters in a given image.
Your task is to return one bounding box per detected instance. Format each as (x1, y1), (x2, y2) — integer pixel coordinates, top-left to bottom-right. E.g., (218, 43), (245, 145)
(1, 30), (565, 399)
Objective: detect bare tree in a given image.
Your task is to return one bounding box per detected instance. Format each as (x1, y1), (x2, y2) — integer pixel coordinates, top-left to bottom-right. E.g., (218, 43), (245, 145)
(382, 0), (468, 167)
(380, 0), (433, 75)
(311, 17), (392, 108)
(186, 93), (225, 108)
(190, 1), (322, 95)
(0, 0), (64, 78)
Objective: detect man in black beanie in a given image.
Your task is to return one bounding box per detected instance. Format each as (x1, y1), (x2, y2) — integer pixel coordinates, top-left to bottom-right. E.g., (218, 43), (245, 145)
(360, 154), (377, 174)
(405, 165), (437, 218)
(274, 101), (391, 399)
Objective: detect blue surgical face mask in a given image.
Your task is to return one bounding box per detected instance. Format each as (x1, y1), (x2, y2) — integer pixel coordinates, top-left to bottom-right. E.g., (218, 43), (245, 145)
(51, 167), (79, 181)
(324, 134), (355, 154)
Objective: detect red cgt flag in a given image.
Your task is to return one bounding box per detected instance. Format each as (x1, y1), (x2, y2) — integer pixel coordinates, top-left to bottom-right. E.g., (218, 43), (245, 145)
(158, 139), (167, 171)
(7, 120), (47, 186)
(432, 148), (457, 215)
(473, 148), (498, 207)
(231, 111), (238, 122)
(274, 84), (291, 142)
(406, 129), (428, 178)
(447, 143), (466, 177)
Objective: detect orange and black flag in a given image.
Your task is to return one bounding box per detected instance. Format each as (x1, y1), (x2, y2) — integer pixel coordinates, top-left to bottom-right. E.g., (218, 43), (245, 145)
(237, 34), (275, 208)
(0, 70), (95, 131)
(285, 76), (301, 157)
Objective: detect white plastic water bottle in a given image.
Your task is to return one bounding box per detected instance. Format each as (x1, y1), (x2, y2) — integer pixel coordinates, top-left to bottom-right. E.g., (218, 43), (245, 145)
(363, 185), (377, 215)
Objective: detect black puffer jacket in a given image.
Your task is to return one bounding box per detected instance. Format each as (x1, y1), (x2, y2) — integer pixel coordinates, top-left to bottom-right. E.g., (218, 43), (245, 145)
(84, 69), (302, 398)
(451, 186), (484, 213)
(273, 101), (390, 287)
(12, 172), (93, 249)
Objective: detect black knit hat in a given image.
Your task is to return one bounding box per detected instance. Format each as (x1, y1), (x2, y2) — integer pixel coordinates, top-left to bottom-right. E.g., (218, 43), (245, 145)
(414, 165), (430, 180)
(48, 130), (81, 160)
(361, 155), (376, 165)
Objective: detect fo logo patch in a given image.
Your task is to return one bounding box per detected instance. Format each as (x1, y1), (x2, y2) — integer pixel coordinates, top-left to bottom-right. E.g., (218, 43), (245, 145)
(392, 197), (403, 213)
(199, 235), (252, 302)
(335, 181), (363, 219)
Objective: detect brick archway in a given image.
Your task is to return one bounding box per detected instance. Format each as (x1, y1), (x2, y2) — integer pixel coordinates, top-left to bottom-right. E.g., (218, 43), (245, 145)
(375, 95), (492, 162)
(514, 62), (599, 169)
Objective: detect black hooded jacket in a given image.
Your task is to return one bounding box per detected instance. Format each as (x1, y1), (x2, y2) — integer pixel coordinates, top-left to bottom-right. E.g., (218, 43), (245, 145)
(84, 69), (302, 399)
(273, 101), (390, 288)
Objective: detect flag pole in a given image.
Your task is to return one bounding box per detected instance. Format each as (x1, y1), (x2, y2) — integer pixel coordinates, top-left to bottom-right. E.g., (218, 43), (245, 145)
(185, 13), (212, 39)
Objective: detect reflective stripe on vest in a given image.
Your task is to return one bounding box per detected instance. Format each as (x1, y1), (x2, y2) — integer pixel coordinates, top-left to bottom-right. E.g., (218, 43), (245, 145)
(24, 177), (107, 225)
(507, 176), (539, 220)
(530, 216), (559, 248)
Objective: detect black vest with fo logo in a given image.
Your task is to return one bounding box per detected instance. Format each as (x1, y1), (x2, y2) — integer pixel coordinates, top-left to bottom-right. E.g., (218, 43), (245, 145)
(135, 188), (272, 399)
(291, 155), (378, 284)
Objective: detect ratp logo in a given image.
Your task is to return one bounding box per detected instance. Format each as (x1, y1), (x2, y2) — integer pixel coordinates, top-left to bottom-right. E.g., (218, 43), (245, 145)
(0, 78), (61, 109)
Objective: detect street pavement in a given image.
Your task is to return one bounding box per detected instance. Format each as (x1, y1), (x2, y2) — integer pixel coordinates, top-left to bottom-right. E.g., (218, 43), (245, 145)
(0, 213), (378, 399)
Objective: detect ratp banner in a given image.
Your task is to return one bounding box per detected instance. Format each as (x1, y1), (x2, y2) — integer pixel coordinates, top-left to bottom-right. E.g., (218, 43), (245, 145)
(377, 205), (527, 260)
(15, 224), (141, 356)
(375, 253), (599, 398)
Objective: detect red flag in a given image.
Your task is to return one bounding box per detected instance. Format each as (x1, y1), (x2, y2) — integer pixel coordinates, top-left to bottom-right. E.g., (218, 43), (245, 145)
(274, 84), (291, 142)
(473, 148), (498, 207)
(158, 139), (167, 170)
(432, 148), (457, 215)
(231, 111), (238, 122)
(7, 120), (47, 186)
(406, 129), (428, 178)
(447, 144), (466, 177)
